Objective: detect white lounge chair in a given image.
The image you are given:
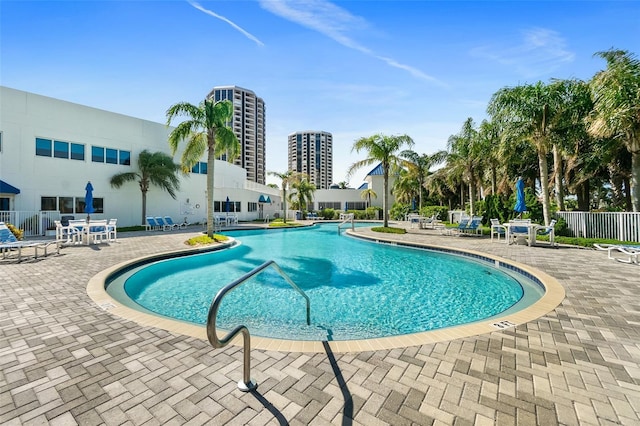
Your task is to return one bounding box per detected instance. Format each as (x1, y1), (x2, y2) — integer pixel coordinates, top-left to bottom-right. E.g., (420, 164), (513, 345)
(164, 216), (186, 229)
(0, 222), (59, 261)
(594, 243), (640, 264)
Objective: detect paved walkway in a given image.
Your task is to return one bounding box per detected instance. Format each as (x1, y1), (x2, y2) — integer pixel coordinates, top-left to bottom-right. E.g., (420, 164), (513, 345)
(1, 224), (639, 425)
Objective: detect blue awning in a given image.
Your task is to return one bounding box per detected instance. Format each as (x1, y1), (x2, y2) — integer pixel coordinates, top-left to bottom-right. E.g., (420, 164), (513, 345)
(258, 194), (267, 203)
(0, 180), (20, 194)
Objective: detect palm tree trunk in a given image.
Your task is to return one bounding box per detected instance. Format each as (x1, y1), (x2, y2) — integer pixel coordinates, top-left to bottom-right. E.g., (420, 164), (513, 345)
(141, 190), (147, 225)
(553, 144), (565, 211)
(282, 187), (288, 223)
(468, 180), (475, 216)
(631, 149), (640, 212)
(538, 150), (552, 225)
(491, 166), (497, 195)
(383, 167), (389, 227)
(206, 147), (215, 238)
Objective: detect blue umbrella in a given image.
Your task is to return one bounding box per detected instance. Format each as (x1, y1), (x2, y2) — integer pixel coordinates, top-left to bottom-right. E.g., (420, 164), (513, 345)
(514, 177), (527, 216)
(412, 198), (417, 211)
(225, 196), (230, 215)
(84, 181), (95, 221)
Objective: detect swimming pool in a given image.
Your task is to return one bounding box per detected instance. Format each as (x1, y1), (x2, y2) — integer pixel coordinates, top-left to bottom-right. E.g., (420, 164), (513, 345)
(105, 223), (545, 342)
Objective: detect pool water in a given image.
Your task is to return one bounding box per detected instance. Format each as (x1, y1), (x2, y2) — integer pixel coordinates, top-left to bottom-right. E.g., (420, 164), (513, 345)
(114, 223), (540, 341)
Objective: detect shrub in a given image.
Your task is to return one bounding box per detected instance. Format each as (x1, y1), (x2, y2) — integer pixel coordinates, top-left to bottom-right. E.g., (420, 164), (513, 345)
(420, 206), (448, 221)
(6, 223), (23, 240)
(185, 234), (228, 245)
(390, 203), (410, 220)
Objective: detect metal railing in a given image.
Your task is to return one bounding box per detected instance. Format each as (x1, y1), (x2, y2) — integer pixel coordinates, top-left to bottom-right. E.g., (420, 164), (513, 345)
(556, 211), (640, 242)
(206, 260), (311, 392)
(337, 213), (354, 234)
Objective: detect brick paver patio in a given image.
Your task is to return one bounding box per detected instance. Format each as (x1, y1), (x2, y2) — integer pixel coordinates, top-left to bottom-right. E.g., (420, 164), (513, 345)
(1, 224), (639, 425)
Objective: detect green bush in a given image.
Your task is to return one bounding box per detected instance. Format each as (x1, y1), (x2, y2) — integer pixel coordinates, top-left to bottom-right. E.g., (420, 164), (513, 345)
(319, 208), (336, 220)
(420, 206), (448, 221)
(390, 203), (410, 220)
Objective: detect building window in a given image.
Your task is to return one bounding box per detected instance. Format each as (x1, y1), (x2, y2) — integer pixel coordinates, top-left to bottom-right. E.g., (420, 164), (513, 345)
(77, 197), (104, 214)
(92, 146), (104, 163)
(200, 162), (207, 174)
(191, 163), (200, 173)
(119, 150), (130, 165)
(105, 148), (118, 164)
(70, 143), (84, 160)
(41, 197), (57, 211)
(36, 138), (52, 157)
(54, 140), (69, 159)
(248, 202), (257, 212)
(59, 197), (74, 213)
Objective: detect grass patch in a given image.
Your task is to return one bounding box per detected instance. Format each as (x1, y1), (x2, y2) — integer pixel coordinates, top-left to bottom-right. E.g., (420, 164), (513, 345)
(371, 226), (407, 234)
(185, 234), (229, 246)
(269, 221), (304, 228)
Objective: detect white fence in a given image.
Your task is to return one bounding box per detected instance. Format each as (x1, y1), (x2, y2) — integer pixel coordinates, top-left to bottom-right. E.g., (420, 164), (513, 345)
(0, 211), (62, 237)
(556, 211), (640, 242)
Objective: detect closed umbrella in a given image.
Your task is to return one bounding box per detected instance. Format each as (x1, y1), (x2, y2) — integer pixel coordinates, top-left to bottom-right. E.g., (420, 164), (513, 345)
(225, 196), (230, 217)
(85, 181), (95, 222)
(514, 177), (527, 217)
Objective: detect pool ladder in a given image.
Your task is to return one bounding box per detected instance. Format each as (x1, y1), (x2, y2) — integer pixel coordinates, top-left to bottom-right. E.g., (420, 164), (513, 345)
(337, 213), (354, 234)
(206, 260), (311, 392)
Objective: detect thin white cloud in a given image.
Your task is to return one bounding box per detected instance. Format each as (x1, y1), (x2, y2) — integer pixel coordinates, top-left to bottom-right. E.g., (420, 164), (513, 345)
(471, 27), (575, 77)
(258, 0), (442, 85)
(188, 1), (264, 47)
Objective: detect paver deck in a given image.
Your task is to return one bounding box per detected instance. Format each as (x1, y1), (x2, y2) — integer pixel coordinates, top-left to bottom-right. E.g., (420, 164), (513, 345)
(1, 224), (639, 425)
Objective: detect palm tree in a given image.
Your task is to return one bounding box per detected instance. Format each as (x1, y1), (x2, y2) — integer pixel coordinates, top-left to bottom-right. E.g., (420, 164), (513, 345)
(109, 150), (181, 225)
(400, 149), (447, 212)
(166, 98), (239, 238)
(337, 181), (349, 189)
(588, 49), (640, 211)
(347, 134), (414, 227)
(290, 178), (317, 213)
(488, 82), (566, 225)
(268, 170), (304, 223)
(360, 188), (377, 208)
(446, 118), (484, 216)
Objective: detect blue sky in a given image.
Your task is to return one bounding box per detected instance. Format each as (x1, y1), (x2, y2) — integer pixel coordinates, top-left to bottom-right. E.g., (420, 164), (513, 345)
(2, 1), (638, 187)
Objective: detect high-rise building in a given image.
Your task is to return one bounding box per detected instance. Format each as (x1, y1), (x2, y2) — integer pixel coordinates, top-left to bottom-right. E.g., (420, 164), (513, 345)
(207, 86), (265, 184)
(288, 131), (333, 190)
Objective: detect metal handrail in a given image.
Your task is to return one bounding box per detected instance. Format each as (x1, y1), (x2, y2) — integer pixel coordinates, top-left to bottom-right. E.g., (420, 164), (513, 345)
(206, 260), (311, 392)
(337, 213), (354, 234)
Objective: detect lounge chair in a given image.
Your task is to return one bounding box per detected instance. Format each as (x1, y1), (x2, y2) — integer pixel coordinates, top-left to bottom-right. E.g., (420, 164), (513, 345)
(594, 243), (640, 264)
(490, 218), (507, 243)
(456, 216), (482, 236)
(164, 216), (186, 229)
(155, 216), (174, 231)
(0, 222), (59, 261)
(533, 219), (556, 246)
(450, 218), (470, 236)
(145, 217), (159, 231)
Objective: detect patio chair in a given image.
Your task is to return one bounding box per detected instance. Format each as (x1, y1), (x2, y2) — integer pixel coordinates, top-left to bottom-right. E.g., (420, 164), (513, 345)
(155, 216), (174, 231)
(164, 216), (186, 229)
(55, 220), (81, 245)
(107, 218), (118, 241)
(594, 243), (640, 264)
(145, 217), (159, 231)
(533, 219), (556, 247)
(490, 218), (507, 243)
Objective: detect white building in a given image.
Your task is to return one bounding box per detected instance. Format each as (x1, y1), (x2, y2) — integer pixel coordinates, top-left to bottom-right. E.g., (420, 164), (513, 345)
(0, 87), (390, 234)
(0, 86), (279, 232)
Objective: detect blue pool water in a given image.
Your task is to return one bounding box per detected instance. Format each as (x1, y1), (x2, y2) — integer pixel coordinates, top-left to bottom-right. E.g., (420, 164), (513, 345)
(111, 223), (541, 341)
